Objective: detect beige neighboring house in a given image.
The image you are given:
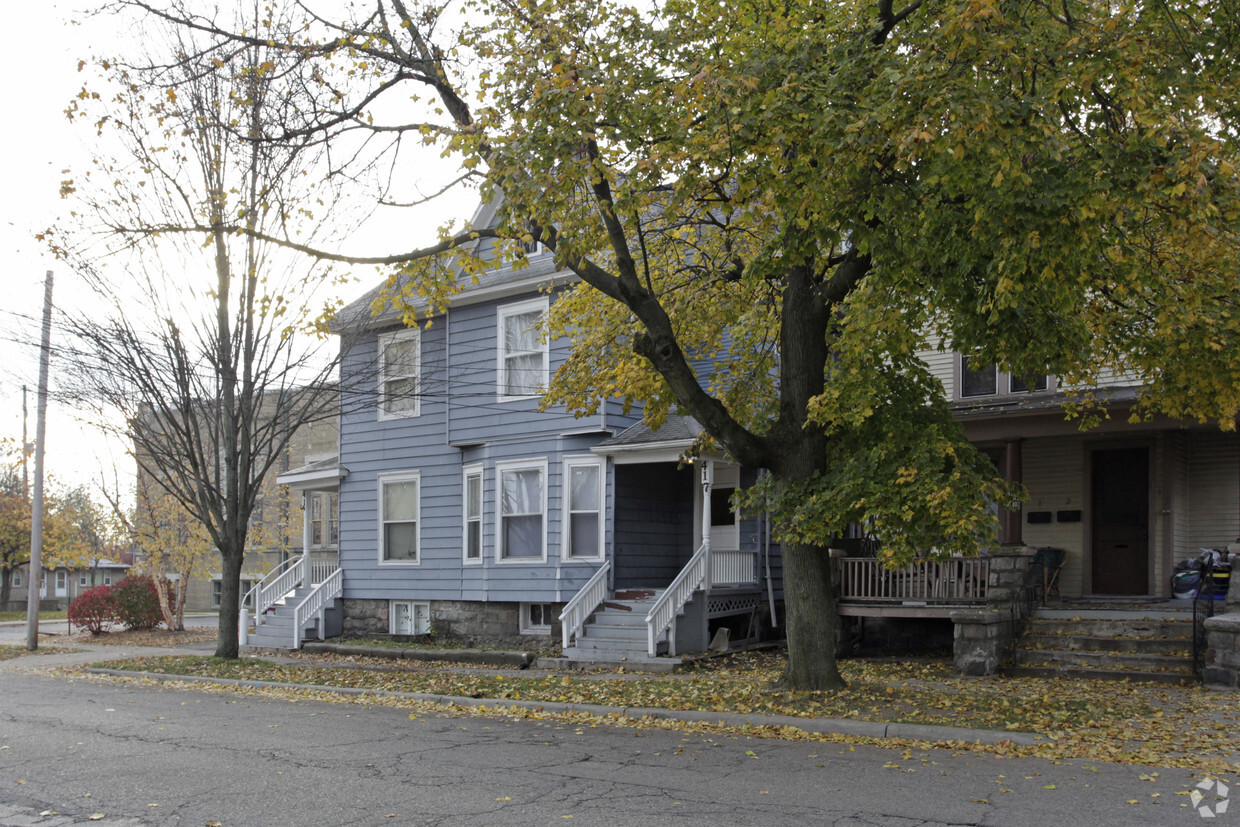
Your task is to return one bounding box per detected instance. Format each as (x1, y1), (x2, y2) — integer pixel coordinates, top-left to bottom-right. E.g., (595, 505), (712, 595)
(919, 346), (1238, 599)
(139, 409), (341, 613)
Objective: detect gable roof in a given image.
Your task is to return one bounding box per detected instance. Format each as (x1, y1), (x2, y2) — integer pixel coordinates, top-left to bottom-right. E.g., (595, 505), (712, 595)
(333, 196), (573, 332)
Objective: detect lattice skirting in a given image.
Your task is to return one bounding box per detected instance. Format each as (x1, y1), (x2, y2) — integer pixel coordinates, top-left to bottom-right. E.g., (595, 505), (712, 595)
(708, 592), (762, 617)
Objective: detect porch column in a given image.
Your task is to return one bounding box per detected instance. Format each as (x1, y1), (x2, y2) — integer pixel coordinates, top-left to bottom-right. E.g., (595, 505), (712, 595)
(700, 460), (713, 590)
(1002, 439), (1023, 545)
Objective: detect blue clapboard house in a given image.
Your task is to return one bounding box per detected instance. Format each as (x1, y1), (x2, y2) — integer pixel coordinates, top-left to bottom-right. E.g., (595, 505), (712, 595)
(248, 200), (782, 662)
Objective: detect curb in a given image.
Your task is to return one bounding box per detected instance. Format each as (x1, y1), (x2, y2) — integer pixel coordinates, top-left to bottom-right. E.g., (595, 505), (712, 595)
(85, 667), (1046, 747)
(299, 642), (533, 667)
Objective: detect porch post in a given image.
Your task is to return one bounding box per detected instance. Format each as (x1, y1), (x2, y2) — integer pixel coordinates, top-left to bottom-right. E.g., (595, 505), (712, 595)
(701, 460), (713, 591)
(301, 492), (311, 585)
(1003, 439), (1023, 545)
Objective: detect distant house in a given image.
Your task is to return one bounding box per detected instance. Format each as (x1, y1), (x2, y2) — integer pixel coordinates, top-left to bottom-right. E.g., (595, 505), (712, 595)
(9, 556), (131, 612)
(132, 392), (341, 613)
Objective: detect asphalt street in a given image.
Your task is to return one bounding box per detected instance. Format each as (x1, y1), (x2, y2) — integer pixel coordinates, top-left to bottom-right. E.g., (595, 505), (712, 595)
(0, 661), (1228, 826)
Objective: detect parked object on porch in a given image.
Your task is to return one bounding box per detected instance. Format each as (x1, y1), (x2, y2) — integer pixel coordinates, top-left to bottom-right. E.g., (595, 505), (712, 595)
(1173, 569), (1203, 599)
(1030, 547), (1066, 603)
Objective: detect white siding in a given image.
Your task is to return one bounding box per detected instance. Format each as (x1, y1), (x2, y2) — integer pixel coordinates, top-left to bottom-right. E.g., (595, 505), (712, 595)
(1021, 437), (1087, 597)
(1187, 431), (1240, 551)
(917, 335), (955, 399)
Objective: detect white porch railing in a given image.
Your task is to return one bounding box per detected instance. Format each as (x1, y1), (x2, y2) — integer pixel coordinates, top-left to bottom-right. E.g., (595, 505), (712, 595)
(311, 561), (339, 585)
(838, 557), (990, 603)
(239, 556), (304, 646)
(645, 541), (710, 657)
(559, 561), (611, 650)
(711, 549), (758, 587)
(292, 567), (343, 649)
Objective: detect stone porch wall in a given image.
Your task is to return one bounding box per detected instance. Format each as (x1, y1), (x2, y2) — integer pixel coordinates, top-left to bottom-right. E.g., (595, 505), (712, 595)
(1203, 588), (1240, 689)
(340, 598), (562, 649)
(953, 545), (1037, 676)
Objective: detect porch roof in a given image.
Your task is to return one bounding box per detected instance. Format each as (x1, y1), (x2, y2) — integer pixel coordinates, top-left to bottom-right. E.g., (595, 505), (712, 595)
(276, 455), (349, 490)
(591, 415), (705, 464)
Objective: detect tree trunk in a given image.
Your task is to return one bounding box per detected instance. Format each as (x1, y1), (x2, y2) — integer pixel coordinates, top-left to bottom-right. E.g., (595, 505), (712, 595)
(214, 547), (243, 658)
(173, 571), (188, 631)
(155, 573), (176, 630)
(777, 538), (846, 690)
(1, 568), (10, 612)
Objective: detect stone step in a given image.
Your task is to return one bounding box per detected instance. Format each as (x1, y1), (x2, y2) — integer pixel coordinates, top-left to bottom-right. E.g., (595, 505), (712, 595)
(1002, 665), (1193, 684)
(1023, 617), (1192, 639)
(1012, 647), (1190, 671)
(1019, 633), (1192, 654)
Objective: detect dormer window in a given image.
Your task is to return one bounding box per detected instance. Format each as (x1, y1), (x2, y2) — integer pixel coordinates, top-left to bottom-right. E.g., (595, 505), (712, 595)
(960, 355), (1052, 399)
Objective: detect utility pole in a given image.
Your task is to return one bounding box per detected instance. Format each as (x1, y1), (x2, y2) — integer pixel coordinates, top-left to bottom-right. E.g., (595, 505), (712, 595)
(26, 272), (53, 651)
(22, 385), (28, 496)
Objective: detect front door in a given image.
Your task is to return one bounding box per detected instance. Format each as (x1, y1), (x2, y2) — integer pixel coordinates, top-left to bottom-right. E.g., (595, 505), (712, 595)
(1091, 447), (1149, 594)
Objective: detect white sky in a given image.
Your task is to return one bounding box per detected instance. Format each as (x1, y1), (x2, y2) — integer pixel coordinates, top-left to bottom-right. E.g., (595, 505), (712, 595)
(0, 2), (476, 492)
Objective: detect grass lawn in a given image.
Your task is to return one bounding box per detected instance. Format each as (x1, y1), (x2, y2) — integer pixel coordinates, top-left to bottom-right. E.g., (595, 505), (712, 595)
(0, 611), (68, 622)
(91, 650), (1240, 772)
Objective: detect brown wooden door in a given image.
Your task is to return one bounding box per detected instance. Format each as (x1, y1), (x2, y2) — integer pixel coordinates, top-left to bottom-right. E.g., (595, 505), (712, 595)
(1091, 447), (1149, 594)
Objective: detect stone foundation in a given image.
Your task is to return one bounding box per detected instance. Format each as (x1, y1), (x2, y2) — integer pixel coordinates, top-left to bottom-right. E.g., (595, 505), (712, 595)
(1203, 613), (1240, 689)
(340, 598), (561, 649)
(952, 610), (1009, 676)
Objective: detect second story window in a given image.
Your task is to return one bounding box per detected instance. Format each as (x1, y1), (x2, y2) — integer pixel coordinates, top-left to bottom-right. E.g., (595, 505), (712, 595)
(960, 355), (1052, 399)
(379, 328), (420, 419)
(497, 298), (549, 400)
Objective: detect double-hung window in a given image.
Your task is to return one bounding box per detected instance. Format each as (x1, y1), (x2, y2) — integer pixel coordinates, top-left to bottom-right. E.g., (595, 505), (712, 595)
(497, 298), (549, 400)
(960, 355), (1051, 399)
(564, 457), (604, 560)
(497, 460), (547, 561)
(379, 328), (420, 418)
(379, 472), (420, 563)
(310, 491), (339, 548)
(463, 465), (483, 563)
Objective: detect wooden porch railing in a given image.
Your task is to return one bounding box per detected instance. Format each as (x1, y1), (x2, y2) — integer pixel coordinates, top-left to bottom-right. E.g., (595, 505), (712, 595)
(711, 549), (758, 587)
(838, 557), (990, 603)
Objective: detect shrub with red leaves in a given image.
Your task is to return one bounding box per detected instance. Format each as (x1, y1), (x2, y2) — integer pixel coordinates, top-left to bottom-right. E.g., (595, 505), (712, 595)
(112, 575), (164, 630)
(68, 586), (118, 635)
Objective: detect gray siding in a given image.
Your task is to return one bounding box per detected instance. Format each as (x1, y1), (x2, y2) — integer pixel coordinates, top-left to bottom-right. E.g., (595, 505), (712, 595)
(612, 464), (695, 588)
(338, 290), (619, 605)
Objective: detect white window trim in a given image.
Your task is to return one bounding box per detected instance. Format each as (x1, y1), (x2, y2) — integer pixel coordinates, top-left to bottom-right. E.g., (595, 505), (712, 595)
(79, 572), (88, 587)
(378, 470), (422, 566)
(103, 572), (113, 586)
(496, 297), (550, 402)
(378, 327), (421, 420)
(390, 600), (431, 635)
(54, 570), (67, 594)
(11, 571), (21, 588)
(519, 602), (556, 635)
(495, 458), (548, 564)
(562, 455), (605, 561)
(462, 464), (484, 565)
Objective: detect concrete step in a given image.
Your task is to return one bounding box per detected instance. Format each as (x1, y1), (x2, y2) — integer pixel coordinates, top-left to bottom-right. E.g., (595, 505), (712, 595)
(574, 638), (649, 654)
(1002, 665), (1192, 684)
(582, 622), (647, 641)
(1012, 647), (1190, 671)
(1019, 633), (1191, 654)
(1023, 617), (1192, 639)
(588, 611), (649, 629)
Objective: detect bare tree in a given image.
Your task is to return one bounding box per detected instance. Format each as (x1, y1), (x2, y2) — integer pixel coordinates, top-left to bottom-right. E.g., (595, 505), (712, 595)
(52, 15), (353, 657)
